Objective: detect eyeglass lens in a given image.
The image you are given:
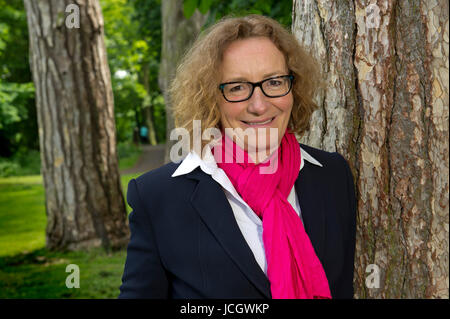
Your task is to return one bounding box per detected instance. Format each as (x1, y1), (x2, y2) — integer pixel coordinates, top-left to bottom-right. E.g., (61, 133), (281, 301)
(222, 76), (291, 102)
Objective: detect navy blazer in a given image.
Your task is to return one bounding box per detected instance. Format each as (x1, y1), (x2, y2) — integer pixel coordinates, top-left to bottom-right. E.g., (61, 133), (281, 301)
(119, 143), (357, 299)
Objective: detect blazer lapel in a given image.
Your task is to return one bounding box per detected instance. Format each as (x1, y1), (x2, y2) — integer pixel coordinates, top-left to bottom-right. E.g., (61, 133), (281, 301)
(186, 168), (272, 299)
(294, 161), (326, 262)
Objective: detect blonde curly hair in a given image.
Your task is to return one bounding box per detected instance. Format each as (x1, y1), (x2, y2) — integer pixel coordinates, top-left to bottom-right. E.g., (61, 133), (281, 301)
(170, 14), (321, 151)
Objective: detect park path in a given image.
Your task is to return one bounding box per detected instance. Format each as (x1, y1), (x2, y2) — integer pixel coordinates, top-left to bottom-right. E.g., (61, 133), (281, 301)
(120, 144), (166, 175)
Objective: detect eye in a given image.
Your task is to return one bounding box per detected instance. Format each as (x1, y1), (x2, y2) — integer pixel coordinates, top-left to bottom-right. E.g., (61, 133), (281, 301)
(228, 84), (245, 92)
(267, 79), (282, 87)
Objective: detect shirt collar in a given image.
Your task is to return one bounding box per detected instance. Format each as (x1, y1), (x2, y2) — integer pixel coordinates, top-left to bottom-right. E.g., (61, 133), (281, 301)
(171, 144), (322, 178)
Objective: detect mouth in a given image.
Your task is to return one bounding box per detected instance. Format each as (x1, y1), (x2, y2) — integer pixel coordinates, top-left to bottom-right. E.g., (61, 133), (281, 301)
(241, 117), (275, 126)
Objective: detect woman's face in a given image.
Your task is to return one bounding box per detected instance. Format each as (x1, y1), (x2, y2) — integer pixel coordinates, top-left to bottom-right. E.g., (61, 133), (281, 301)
(218, 37), (293, 161)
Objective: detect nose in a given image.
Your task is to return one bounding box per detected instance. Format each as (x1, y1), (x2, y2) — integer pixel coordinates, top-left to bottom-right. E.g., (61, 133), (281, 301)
(247, 87), (269, 115)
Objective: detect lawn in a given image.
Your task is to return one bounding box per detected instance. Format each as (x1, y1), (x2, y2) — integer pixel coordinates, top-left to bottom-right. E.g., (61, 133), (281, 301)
(0, 164), (144, 298)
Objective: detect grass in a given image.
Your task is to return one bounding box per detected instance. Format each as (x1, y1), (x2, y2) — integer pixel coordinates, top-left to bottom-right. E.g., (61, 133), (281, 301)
(118, 142), (142, 171)
(119, 154), (141, 171)
(0, 247), (127, 298)
(0, 154), (145, 298)
(0, 175), (46, 257)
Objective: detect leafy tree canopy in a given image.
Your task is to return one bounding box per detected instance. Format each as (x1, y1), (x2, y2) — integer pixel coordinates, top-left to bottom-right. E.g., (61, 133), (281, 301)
(183, 0), (292, 27)
(0, 0), (36, 157)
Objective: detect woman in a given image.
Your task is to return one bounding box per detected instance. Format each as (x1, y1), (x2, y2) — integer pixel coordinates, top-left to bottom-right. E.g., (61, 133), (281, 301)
(119, 15), (356, 299)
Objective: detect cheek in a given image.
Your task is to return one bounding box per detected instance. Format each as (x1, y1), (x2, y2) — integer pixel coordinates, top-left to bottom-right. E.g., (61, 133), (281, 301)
(282, 94), (294, 111)
(219, 101), (246, 122)
(276, 94), (294, 118)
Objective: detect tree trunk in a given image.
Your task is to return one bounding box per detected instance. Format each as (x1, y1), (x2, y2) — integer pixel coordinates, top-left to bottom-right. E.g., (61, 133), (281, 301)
(24, 0), (129, 251)
(159, 0), (207, 163)
(142, 62), (158, 145)
(292, 0), (448, 298)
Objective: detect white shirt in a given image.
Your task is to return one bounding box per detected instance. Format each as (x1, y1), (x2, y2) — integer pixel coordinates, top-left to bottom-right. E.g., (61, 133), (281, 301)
(171, 144), (323, 275)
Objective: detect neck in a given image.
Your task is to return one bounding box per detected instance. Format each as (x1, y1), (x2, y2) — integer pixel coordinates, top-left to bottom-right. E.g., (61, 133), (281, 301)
(246, 145), (279, 164)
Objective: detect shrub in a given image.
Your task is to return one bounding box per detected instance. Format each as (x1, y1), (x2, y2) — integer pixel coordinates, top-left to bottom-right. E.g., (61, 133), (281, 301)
(0, 149), (41, 177)
(0, 159), (20, 177)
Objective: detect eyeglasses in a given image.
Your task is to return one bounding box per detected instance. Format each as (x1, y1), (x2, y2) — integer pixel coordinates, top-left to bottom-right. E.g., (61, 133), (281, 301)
(218, 75), (294, 103)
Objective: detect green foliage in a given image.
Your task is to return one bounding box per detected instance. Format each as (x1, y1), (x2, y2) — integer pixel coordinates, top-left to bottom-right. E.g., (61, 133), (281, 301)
(101, 0), (142, 74)
(183, 0), (199, 18)
(151, 94), (167, 142)
(101, 0), (166, 144)
(0, 160), (20, 178)
(129, 0), (166, 142)
(117, 142), (142, 171)
(0, 149), (41, 177)
(0, 0), (38, 158)
(0, 0), (30, 82)
(112, 75), (145, 142)
(184, 0), (215, 18)
(198, 0), (214, 15)
(182, 0), (293, 27)
(101, 0), (143, 143)
(0, 82), (34, 129)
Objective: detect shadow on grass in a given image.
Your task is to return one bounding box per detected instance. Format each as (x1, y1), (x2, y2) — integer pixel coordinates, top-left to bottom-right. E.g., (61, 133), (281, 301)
(0, 246), (127, 299)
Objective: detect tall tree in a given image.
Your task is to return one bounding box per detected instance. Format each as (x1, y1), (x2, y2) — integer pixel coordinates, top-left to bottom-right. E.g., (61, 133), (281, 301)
(292, 0), (448, 298)
(24, 0), (129, 251)
(159, 0), (207, 162)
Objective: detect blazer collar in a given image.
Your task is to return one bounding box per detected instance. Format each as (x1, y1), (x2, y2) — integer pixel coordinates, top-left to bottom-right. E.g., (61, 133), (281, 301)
(183, 152), (326, 299)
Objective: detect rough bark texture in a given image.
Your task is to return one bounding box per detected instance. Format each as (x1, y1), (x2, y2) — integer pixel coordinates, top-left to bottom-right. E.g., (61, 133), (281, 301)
(159, 0), (207, 163)
(293, 0), (448, 298)
(24, 0), (129, 251)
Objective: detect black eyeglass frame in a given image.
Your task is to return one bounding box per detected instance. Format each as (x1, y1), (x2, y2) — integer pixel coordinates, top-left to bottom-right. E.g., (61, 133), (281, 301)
(218, 74), (294, 103)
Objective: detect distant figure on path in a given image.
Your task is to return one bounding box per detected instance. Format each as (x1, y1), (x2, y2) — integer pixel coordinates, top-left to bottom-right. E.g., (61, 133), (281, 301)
(139, 126), (148, 144)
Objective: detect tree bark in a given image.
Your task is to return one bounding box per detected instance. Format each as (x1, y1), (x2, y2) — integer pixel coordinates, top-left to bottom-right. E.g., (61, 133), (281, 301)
(159, 0), (207, 163)
(293, 0), (448, 298)
(24, 0), (129, 251)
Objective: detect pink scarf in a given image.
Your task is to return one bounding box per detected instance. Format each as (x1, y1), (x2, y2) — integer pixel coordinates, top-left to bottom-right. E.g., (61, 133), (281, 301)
(212, 130), (331, 299)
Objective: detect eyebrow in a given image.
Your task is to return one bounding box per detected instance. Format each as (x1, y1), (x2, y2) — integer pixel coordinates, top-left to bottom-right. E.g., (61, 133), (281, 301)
(223, 71), (288, 83)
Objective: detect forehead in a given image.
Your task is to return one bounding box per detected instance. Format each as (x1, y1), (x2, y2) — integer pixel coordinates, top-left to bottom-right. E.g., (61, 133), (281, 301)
(220, 37), (288, 81)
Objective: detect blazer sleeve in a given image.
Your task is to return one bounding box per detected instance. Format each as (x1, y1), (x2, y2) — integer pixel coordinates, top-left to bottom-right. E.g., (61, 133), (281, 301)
(335, 154), (357, 298)
(118, 178), (169, 298)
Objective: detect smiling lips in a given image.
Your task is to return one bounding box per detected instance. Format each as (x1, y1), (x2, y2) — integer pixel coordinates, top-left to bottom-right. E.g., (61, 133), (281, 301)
(242, 117), (275, 126)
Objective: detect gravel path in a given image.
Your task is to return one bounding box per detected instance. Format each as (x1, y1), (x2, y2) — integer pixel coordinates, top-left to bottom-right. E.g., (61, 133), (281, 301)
(120, 144), (166, 175)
